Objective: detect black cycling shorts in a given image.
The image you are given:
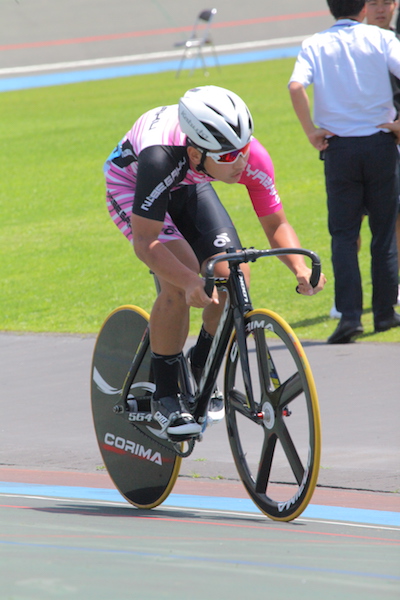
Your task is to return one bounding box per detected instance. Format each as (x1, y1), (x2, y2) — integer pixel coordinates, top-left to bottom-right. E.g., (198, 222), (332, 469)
(167, 182), (242, 265)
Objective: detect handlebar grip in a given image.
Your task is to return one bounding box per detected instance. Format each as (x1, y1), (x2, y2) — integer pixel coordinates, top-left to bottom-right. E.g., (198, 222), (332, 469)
(296, 259), (321, 294)
(309, 260), (321, 288)
(204, 278), (214, 298)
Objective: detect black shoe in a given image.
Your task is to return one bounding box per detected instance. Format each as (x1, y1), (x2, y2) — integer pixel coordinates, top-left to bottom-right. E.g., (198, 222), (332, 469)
(374, 311), (400, 333)
(151, 394), (201, 440)
(187, 347), (203, 387)
(327, 319), (364, 344)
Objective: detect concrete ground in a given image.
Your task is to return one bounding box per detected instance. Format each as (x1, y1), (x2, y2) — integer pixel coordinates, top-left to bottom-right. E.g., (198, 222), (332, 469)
(1, 332), (399, 494)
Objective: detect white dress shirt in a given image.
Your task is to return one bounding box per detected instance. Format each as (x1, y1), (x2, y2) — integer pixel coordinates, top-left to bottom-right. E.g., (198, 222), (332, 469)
(289, 19), (400, 136)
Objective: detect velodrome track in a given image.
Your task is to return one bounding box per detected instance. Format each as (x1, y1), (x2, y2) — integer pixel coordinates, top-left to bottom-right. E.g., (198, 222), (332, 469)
(0, 0), (334, 90)
(1, 1), (399, 597)
(1, 333), (399, 598)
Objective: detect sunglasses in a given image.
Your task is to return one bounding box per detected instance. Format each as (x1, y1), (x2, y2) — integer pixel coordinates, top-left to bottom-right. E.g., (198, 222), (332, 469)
(207, 141), (251, 164)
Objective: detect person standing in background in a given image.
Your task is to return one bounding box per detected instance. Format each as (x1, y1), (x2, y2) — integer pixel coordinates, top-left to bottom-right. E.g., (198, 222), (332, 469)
(366, 0), (400, 306)
(288, 0), (400, 344)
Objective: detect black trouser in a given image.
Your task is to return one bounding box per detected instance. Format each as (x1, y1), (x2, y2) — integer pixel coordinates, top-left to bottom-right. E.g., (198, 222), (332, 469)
(324, 132), (398, 323)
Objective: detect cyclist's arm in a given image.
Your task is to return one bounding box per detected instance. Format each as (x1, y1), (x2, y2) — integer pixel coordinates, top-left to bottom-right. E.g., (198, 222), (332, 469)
(241, 140), (325, 294)
(131, 146), (216, 308)
(259, 209), (326, 295)
(131, 214), (215, 308)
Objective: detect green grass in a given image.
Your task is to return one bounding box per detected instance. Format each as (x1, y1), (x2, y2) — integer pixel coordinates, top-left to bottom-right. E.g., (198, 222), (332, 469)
(1, 60), (399, 342)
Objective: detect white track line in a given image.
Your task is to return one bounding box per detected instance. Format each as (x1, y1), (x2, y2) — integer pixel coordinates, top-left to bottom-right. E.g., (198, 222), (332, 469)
(1, 493), (399, 530)
(0, 36), (307, 76)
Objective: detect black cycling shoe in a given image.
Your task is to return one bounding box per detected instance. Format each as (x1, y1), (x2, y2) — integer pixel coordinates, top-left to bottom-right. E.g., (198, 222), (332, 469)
(151, 394), (201, 441)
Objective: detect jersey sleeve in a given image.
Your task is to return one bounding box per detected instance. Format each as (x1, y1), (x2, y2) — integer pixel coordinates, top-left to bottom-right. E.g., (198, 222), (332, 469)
(132, 145), (188, 222)
(239, 138), (283, 217)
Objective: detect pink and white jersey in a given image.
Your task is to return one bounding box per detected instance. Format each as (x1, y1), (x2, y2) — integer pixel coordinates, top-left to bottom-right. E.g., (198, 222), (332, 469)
(104, 104), (282, 241)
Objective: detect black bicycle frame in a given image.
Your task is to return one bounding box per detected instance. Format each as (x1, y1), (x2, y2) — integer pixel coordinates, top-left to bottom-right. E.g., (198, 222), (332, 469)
(115, 247), (321, 424)
(192, 246), (321, 423)
(192, 264), (254, 424)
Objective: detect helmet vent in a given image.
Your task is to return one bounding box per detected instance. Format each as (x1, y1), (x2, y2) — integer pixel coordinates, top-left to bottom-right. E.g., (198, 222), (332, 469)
(178, 85), (253, 151)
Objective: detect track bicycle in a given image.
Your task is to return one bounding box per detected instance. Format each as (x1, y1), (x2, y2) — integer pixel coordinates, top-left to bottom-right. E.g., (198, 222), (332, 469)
(91, 247), (322, 521)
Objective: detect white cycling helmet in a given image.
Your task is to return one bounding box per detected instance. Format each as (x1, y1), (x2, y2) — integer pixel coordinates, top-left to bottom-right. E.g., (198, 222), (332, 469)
(178, 85), (254, 152)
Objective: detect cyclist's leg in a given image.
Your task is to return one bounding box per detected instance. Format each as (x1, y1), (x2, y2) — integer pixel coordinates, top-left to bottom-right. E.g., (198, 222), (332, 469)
(106, 168), (204, 438)
(149, 238), (199, 356)
(147, 236), (203, 438)
(168, 183), (246, 419)
(105, 170), (200, 428)
(168, 182), (246, 363)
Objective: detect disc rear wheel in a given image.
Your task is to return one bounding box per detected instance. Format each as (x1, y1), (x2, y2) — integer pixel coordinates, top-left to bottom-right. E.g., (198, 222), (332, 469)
(91, 305), (182, 508)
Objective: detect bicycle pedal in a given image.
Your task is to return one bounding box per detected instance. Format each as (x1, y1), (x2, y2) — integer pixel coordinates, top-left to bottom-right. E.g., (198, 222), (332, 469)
(167, 431), (201, 443)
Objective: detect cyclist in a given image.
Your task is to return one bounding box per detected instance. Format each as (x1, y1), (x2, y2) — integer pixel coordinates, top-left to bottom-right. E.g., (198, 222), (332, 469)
(104, 85), (326, 441)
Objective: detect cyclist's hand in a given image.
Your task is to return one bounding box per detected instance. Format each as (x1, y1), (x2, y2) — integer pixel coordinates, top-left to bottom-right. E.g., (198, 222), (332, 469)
(185, 278), (219, 308)
(296, 270), (327, 296)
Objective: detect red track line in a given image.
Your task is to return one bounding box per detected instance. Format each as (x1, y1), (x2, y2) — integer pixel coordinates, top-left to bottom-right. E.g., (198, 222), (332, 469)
(212, 11), (330, 29)
(0, 10), (329, 52)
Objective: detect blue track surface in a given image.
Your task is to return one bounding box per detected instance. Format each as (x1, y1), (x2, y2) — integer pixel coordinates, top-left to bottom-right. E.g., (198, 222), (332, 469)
(0, 46), (300, 92)
(1, 481), (399, 527)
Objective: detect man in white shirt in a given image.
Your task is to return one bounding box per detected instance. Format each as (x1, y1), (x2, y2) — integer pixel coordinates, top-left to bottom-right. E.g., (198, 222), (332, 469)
(366, 0), (400, 306)
(289, 0), (400, 343)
